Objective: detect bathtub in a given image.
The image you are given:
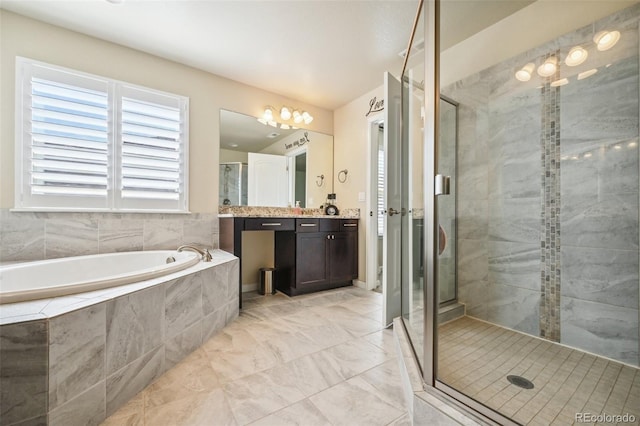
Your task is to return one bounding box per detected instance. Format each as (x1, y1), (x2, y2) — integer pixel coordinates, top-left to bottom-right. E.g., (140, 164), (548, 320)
(0, 250), (200, 304)
(0, 249), (239, 425)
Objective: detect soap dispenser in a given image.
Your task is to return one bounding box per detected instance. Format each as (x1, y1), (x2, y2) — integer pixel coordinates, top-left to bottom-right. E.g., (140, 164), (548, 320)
(294, 201), (302, 215)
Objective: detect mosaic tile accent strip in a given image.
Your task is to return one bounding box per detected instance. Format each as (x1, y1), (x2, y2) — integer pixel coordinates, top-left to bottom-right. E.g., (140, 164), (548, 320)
(540, 55), (561, 342)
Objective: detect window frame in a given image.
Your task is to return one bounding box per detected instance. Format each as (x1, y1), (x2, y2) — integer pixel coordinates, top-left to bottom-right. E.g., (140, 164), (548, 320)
(14, 57), (190, 213)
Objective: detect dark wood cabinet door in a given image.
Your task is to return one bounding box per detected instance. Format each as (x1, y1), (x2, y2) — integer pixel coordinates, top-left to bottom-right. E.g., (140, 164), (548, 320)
(328, 231), (358, 282)
(296, 232), (330, 287)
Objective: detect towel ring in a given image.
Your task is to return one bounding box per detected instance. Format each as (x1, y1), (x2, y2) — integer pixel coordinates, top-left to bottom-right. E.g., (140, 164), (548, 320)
(338, 169), (348, 183)
(316, 174), (324, 187)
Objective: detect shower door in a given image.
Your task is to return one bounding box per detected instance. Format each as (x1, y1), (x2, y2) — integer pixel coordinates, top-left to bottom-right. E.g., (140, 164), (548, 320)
(426, 0), (640, 424)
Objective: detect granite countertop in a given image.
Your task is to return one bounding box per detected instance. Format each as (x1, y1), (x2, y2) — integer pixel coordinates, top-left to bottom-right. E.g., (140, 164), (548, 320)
(218, 206), (360, 219)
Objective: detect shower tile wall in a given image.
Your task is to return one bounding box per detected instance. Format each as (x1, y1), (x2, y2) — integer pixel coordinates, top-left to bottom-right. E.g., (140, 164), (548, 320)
(0, 210), (219, 263)
(446, 4), (640, 365)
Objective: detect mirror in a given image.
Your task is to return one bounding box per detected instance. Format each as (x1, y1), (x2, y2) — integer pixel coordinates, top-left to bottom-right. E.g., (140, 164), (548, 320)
(219, 109), (333, 208)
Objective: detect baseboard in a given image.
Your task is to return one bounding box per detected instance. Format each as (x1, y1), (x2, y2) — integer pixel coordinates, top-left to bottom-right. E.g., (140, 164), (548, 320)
(353, 280), (368, 289)
(242, 283), (258, 293)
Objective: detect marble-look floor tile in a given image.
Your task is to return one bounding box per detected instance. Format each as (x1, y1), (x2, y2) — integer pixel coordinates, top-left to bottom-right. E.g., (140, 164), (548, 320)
(204, 340), (280, 383)
(223, 368), (305, 425)
(106, 346), (165, 417)
(310, 338), (391, 381)
(310, 376), (405, 426)
(357, 358), (406, 410)
(145, 388), (237, 426)
(249, 399), (331, 426)
(101, 393), (144, 426)
(145, 348), (221, 409)
(268, 352), (346, 398)
(362, 328), (397, 355)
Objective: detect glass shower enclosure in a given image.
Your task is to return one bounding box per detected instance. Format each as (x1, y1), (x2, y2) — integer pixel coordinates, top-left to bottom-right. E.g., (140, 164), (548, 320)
(400, 1), (640, 424)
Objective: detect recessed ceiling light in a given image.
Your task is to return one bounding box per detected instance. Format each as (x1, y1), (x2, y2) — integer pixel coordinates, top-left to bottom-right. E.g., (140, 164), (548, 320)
(594, 30), (620, 51)
(229, 143), (238, 148)
(565, 46), (588, 66)
(267, 132), (280, 139)
(515, 63), (535, 82)
(537, 57), (557, 77)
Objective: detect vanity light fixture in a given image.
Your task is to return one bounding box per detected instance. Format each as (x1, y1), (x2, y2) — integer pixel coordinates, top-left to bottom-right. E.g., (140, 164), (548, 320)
(280, 106), (292, 120)
(594, 30), (620, 51)
(263, 106), (274, 122)
(565, 46), (588, 66)
(515, 63), (535, 82)
(537, 56), (558, 77)
(302, 111), (313, 125)
(257, 106), (313, 128)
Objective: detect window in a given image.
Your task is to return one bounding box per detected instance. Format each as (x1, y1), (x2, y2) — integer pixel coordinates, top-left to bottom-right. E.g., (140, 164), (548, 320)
(15, 57), (189, 212)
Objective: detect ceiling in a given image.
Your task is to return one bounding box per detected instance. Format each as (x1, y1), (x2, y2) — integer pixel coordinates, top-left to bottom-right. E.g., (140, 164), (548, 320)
(1, 0), (535, 111)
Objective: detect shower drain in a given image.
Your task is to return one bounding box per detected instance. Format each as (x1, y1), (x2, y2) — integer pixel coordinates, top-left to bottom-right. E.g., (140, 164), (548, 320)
(506, 375), (534, 389)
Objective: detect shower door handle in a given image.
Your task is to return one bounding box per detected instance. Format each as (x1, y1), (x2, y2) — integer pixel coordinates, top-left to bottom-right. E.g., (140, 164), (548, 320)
(435, 174), (451, 196)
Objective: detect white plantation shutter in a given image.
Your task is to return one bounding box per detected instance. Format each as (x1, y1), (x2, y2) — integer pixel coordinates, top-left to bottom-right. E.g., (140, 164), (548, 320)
(16, 58), (189, 212)
(117, 86), (188, 211)
(377, 145), (385, 236)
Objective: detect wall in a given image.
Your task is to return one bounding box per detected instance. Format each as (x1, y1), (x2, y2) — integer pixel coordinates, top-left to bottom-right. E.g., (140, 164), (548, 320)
(219, 149), (249, 164)
(334, 85), (384, 284)
(260, 130), (334, 208)
(446, 4), (640, 365)
(0, 10), (332, 261)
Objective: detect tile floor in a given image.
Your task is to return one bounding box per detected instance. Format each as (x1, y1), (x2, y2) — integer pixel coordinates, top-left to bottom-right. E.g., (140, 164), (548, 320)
(101, 287), (410, 426)
(438, 316), (640, 426)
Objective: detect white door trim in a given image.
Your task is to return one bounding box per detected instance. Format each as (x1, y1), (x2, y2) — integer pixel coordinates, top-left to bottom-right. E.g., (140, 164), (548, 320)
(366, 113), (384, 292)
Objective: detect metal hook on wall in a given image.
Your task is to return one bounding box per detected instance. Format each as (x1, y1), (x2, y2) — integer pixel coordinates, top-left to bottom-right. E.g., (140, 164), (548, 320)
(316, 174), (324, 187)
(337, 169), (348, 183)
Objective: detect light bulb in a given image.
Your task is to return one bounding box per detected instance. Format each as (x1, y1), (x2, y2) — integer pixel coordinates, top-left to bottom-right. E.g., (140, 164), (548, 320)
(293, 110), (303, 124)
(594, 30), (620, 51)
(565, 46), (588, 66)
(537, 57), (557, 77)
(280, 106), (291, 120)
(302, 111), (313, 124)
(263, 107), (274, 122)
(515, 63), (535, 82)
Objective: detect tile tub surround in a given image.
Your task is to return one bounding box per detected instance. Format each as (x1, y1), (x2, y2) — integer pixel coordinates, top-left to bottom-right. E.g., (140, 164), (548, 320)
(0, 251), (239, 426)
(445, 4), (640, 365)
(0, 209), (219, 263)
(103, 287), (413, 426)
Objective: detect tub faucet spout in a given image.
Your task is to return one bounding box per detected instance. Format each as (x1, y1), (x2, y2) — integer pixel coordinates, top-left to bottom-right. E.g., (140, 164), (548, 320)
(177, 245), (212, 262)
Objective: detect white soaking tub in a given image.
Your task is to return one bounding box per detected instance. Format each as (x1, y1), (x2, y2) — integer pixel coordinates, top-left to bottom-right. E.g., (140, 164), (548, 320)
(0, 250), (200, 304)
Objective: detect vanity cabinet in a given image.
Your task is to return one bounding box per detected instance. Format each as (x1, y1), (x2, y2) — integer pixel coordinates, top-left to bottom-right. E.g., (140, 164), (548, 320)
(275, 218), (358, 296)
(220, 216), (359, 305)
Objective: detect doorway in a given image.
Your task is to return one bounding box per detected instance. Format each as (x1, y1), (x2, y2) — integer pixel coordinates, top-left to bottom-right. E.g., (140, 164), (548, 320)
(367, 118), (385, 294)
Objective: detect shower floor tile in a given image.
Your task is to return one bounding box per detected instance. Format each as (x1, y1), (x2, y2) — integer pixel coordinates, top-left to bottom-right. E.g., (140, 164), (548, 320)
(438, 316), (640, 425)
(101, 287), (409, 426)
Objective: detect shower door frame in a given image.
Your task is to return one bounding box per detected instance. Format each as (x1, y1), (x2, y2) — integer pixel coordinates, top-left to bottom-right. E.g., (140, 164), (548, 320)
(416, 1), (522, 424)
